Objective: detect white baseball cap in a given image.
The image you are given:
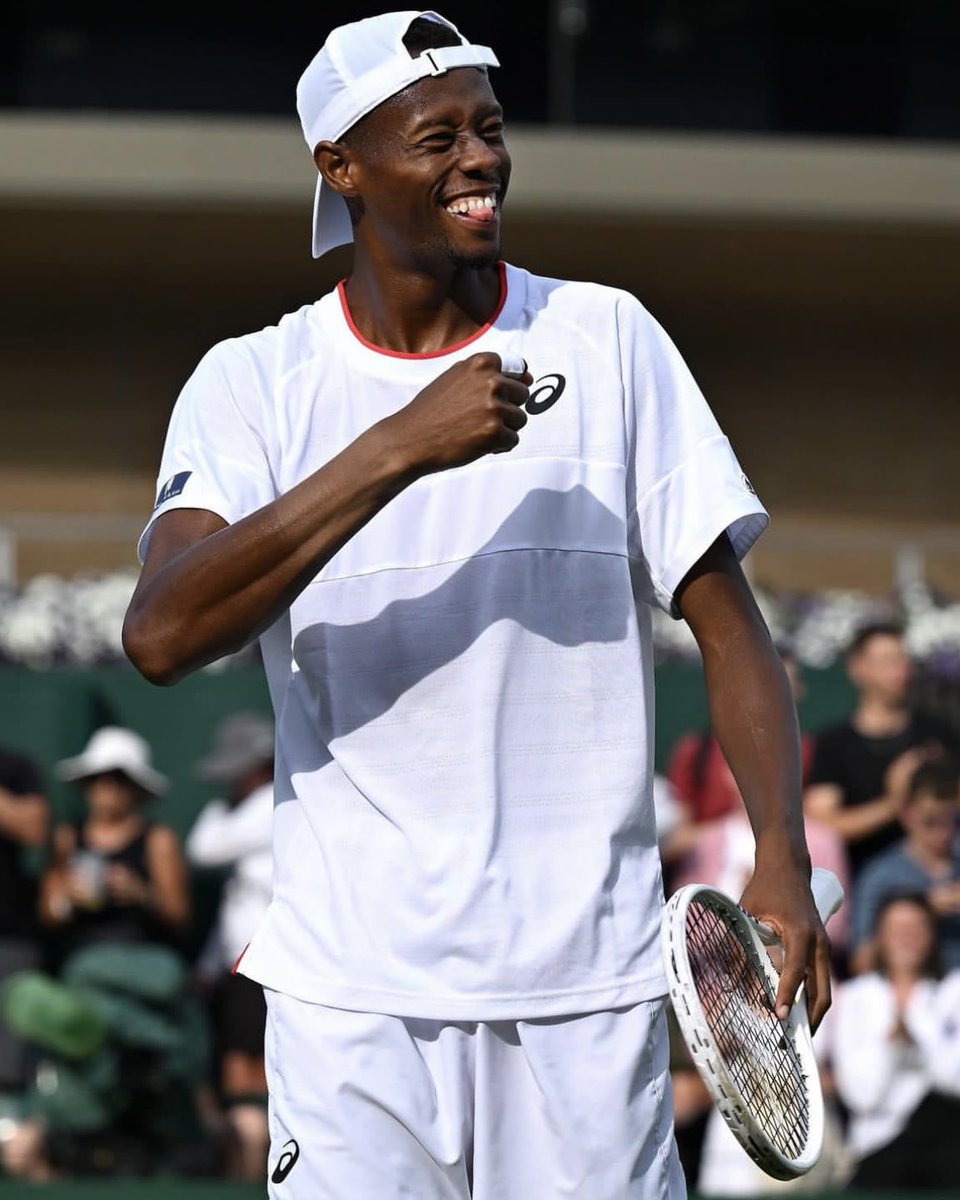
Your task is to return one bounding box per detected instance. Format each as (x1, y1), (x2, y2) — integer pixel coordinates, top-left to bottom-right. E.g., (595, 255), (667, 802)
(296, 10), (499, 259)
(56, 727), (168, 797)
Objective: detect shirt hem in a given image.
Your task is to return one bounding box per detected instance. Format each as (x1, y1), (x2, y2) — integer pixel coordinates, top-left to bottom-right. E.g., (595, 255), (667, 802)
(235, 960), (669, 1020)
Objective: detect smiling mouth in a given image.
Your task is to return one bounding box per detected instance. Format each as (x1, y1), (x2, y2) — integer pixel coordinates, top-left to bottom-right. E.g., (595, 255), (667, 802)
(443, 193), (499, 226)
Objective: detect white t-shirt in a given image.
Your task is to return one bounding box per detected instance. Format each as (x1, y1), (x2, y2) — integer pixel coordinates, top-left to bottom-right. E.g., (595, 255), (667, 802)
(141, 262), (767, 1019)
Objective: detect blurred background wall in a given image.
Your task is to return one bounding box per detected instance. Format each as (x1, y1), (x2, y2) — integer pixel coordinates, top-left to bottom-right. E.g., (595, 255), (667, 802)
(0, 0), (958, 596)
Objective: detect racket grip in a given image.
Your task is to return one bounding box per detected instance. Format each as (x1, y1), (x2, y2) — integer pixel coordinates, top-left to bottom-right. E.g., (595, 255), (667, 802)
(810, 867), (844, 923)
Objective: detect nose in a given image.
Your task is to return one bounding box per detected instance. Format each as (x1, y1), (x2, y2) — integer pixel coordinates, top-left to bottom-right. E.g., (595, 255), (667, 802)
(458, 130), (503, 177)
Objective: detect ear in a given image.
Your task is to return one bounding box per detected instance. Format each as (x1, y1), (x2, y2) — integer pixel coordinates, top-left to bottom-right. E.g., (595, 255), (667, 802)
(315, 140), (359, 199)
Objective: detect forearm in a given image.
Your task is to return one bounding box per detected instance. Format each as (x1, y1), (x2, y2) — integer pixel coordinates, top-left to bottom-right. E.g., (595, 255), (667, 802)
(817, 793), (898, 841)
(124, 422), (415, 684)
(702, 621), (808, 870)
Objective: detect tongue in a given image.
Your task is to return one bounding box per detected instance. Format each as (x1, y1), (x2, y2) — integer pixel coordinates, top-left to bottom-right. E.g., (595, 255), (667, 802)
(459, 204), (494, 223)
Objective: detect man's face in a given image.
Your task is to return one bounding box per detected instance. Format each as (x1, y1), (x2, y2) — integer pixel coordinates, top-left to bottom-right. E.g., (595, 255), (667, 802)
(334, 67), (510, 270)
(902, 791), (959, 858)
(848, 633), (912, 704)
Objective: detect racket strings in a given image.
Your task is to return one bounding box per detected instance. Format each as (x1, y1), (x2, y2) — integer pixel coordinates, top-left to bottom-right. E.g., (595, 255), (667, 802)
(685, 897), (809, 1160)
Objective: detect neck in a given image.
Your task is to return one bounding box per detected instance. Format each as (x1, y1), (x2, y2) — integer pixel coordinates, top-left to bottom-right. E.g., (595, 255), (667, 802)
(344, 245), (502, 355)
(853, 695), (908, 736)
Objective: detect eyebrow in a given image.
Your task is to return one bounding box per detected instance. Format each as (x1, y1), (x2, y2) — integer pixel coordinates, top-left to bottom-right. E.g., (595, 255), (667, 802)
(407, 104), (504, 137)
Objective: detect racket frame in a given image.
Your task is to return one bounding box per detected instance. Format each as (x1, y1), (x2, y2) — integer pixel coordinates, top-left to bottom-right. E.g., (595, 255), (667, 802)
(661, 882), (825, 1181)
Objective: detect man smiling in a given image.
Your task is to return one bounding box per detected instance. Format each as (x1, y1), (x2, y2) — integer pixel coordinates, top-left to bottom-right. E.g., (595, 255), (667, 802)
(124, 11), (830, 1198)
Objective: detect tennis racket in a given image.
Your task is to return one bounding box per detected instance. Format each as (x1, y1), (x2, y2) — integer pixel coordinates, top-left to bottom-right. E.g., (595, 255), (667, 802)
(661, 866), (843, 1181)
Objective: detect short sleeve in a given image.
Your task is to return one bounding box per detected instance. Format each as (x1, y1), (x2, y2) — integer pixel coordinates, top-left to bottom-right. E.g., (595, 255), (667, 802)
(138, 339), (276, 562)
(618, 293), (767, 616)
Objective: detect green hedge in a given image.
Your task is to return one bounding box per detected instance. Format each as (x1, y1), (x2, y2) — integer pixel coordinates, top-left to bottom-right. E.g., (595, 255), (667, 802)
(0, 660), (855, 838)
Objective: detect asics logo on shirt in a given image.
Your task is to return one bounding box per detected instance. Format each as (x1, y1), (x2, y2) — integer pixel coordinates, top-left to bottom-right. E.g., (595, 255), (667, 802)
(271, 1139), (300, 1183)
(525, 373), (566, 416)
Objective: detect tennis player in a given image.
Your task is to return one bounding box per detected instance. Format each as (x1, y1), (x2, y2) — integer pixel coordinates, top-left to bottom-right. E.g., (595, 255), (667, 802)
(124, 11), (831, 1197)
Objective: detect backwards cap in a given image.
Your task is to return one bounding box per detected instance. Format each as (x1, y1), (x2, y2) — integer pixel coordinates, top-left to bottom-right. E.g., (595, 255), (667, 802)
(296, 11), (499, 259)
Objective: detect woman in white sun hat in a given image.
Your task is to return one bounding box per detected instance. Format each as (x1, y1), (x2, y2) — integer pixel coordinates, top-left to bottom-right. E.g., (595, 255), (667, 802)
(39, 727), (190, 956)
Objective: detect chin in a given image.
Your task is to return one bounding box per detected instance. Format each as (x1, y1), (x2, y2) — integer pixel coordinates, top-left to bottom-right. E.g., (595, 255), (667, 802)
(445, 243), (500, 271)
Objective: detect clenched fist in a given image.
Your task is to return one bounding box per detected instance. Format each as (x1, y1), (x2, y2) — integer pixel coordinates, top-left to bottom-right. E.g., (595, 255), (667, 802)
(380, 352), (532, 475)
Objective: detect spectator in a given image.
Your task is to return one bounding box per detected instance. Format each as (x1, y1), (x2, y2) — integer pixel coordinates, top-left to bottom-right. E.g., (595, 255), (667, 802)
(186, 713), (273, 1182)
(833, 893), (960, 1189)
(667, 648), (814, 826)
(805, 623), (959, 877)
(0, 745), (50, 1092)
(851, 760), (960, 973)
(39, 727), (190, 954)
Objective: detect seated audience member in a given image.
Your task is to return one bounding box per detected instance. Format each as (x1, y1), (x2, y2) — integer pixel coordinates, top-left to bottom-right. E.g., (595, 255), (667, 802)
(0, 745), (49, 1092)
(833, 893), (960, 1190)
(40, 727), (190, 954)
(668, 648), (813, 827)
(670, 798), (850, 952)
(805, 623), (959, 878)
(187, 713), (273, 1182)
(851, 760), (960, 973)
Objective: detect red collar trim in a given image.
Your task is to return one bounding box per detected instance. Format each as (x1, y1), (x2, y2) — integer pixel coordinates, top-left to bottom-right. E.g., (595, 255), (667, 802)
(336, 262), (507, 360)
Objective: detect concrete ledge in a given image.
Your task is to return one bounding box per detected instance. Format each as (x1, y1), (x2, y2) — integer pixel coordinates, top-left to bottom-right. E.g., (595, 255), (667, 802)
(2, 113), (959, 223)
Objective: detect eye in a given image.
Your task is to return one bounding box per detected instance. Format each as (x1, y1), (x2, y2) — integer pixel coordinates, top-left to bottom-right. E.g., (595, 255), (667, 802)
(418, 131), (457, 150)
(482, 122), (505, 142)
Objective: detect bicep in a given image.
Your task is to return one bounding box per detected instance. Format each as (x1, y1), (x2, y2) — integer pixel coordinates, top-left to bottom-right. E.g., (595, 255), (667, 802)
(146, 826), (190, 914)
(137, 508), (228, 588)
(675, 534), (767, 655)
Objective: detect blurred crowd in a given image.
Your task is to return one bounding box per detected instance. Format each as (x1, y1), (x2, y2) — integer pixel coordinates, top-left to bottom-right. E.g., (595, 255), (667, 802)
(661, 624), (960, 1194)
(0, 622), (957, 1187)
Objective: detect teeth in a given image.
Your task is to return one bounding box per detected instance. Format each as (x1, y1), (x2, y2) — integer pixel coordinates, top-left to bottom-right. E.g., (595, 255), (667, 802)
(446, 194), (497, 215)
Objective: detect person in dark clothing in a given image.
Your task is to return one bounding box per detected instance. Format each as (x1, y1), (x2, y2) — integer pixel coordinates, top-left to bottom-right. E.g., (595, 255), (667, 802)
(39, 728), (190, 955)
(805, 623), (959, 877)
(0, 746), (50, 1089)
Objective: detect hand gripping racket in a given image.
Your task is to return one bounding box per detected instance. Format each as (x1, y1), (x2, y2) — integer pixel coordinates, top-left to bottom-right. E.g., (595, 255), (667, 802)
(661, 867), (843, 1180)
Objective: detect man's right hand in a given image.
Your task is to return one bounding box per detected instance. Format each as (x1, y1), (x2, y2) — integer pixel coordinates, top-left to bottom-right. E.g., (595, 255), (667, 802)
(380, 352), (532, 475)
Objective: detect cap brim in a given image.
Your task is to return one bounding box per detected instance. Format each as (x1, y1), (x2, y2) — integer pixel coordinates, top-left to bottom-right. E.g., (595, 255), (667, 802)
(312, 175), (355, 259)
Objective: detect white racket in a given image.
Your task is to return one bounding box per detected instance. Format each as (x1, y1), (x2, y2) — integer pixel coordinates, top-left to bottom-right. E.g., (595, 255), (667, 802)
(661, 866), (843, 1181)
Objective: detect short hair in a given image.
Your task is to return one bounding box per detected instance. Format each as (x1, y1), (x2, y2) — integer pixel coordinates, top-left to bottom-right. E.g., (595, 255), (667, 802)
(846, 621), (904, 660)
(402, 15), (464, 57)
(906, 758), (960, 804)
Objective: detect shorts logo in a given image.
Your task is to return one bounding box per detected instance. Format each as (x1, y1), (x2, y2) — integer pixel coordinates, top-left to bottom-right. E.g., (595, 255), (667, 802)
(154, 471), (192, 509)
(525, 373), (566, 416)
(271, 1139), (300, 1183)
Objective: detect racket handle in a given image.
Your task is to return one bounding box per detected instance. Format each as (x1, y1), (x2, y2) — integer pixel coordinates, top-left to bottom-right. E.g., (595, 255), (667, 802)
(810, 867), (844, 923)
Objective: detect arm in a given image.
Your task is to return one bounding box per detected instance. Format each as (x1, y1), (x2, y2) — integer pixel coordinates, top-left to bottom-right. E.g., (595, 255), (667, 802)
(804, 746), (925, 842)
(186, 791), (273, 868)
(804, 782), (898, 841)
(38, 825), (78, 926)
(143, 825), (192, 930)
(0, 788), (49, 847)
(676, 535), (831, 1026)
(124, 354), (531, 685)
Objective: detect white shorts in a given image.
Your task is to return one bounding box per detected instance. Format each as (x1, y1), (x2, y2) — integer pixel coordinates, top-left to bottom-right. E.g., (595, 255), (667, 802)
(265, 991), (686, 1200)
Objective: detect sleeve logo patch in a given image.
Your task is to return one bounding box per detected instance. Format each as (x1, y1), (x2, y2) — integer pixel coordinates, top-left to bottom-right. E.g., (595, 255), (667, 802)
(741, 473), (756, 496)
(154, 470), (192, 509)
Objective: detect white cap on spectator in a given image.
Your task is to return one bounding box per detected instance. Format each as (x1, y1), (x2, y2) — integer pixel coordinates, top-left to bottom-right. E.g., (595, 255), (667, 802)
(57, 727), (168, 796)
(296, 10), (499, 258)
